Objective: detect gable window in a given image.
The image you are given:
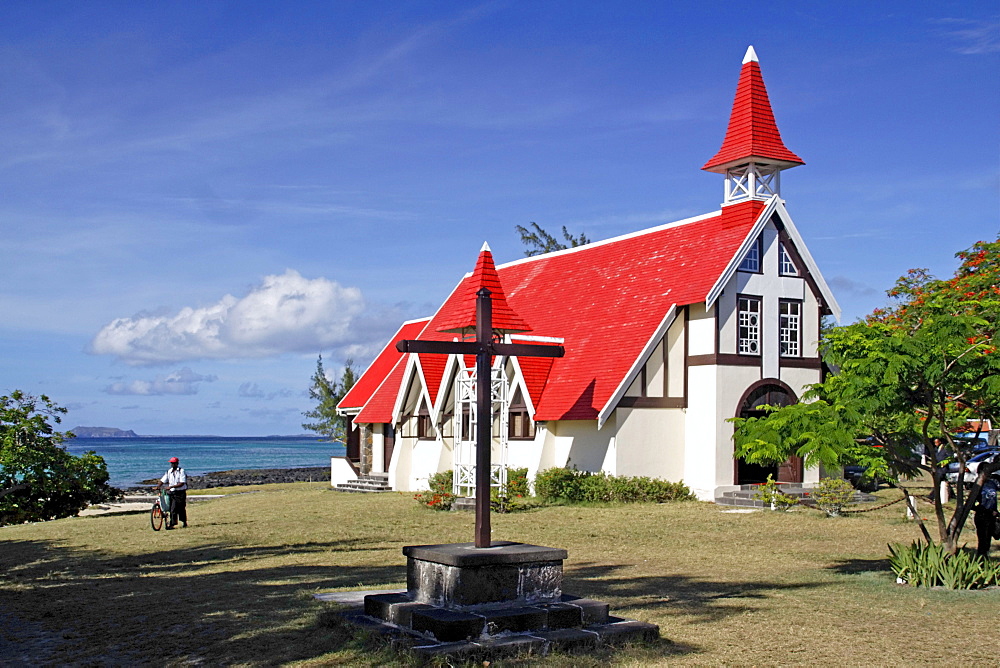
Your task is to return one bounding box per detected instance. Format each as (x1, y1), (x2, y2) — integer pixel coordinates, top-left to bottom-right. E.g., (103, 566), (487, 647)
(738, 296), (761, 355)
(779, 300), (801, 357)
(779, 242), (798, 276)
(416, 408), (433, 440)
(508, 389), (535, 440)
(738, 237), (762, 273)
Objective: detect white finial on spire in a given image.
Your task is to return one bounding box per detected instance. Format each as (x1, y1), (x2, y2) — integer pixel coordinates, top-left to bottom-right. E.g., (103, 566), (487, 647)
(743, 45), (758, 64)
(480, 241), (492, 252)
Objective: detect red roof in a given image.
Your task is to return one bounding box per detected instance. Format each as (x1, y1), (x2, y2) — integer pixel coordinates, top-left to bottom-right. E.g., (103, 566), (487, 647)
(354, 200), (768, 424)
(434, 243), (532, 335)
(340, 318), (429, 421)
(702, 47), (803, 173)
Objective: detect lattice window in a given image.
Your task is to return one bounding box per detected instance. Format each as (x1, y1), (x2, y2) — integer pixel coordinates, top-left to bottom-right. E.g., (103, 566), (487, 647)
(779, 242), (798, 276)
(739, 237), (762, 273)
(738, 296), (761, 355)
(779, 300), (801, 357)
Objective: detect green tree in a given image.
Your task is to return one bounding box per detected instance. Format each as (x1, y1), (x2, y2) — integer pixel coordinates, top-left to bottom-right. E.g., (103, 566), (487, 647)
(515, 222), (590, 257)
(301, 355), (357, 442)
(0, 391), (119, 526)
(732, 237), (1000, 553)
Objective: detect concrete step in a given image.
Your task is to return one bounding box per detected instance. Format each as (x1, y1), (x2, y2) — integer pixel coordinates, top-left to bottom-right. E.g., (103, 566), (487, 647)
(335, 475), (393, 493)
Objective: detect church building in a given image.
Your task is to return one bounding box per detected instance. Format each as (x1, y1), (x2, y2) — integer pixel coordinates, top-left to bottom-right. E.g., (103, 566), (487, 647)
(335, 47), (840, 502)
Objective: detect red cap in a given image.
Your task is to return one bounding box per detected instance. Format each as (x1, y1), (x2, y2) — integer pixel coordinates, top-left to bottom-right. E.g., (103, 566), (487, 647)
(169, 457), (179, 463)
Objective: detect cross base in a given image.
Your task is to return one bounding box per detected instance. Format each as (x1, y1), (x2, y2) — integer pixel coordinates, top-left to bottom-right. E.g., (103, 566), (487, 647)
(342, 542), (660, 660)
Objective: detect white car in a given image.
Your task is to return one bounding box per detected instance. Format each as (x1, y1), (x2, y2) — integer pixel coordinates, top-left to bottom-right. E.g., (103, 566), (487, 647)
(945, 450), (1000, 484)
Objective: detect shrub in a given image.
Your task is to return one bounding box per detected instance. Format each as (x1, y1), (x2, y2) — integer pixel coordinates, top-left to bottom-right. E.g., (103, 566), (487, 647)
(533, 467), (695, 504)
(413, 470), (455, 511)
(811, 477), (857, 517)
(752, 475), (798, 510)
(534, 466), (579, 501)
(491, 467), (532, 513)
(888, 540), (1000, 589)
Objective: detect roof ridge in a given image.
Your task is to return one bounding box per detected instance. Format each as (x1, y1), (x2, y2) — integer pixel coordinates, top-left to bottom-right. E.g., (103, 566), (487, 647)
(495, 209), (722, 271)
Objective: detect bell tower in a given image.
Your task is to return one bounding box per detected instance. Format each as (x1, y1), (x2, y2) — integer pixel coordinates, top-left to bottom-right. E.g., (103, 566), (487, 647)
(702, 46), (803, 205)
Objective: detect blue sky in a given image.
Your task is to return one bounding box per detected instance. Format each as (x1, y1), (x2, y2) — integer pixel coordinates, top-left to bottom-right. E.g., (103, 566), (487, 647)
(1, 2), (996, 436)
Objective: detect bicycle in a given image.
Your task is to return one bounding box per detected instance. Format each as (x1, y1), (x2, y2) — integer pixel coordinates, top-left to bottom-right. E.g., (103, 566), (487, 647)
(150, 488), (172, 531)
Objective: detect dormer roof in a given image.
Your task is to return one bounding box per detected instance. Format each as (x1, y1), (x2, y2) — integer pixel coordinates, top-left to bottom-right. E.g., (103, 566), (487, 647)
(702, 46), (804, 173)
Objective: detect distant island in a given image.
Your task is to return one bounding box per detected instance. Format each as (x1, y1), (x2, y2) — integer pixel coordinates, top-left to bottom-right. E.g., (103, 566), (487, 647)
(71, 427), (139, 438)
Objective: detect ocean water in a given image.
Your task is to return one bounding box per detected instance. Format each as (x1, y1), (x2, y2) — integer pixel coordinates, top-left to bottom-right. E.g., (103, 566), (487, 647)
(63, 436), (346, 489)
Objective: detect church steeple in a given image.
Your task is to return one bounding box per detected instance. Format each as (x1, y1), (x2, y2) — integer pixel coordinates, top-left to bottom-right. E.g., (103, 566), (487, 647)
(703, 46), (803, 205)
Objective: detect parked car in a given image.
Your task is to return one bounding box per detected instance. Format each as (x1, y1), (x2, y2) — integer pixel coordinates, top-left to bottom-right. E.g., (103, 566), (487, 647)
(944, 450), (1000, 484)
(844, 465), (879, 493)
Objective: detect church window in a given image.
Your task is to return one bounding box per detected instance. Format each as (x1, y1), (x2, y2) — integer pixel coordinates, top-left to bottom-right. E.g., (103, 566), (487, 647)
(416, 407), (433, 440)
(738, 237), (762, 273)
(738, 296), (761, 355)
(508, 389), (535, 440)
(779, 300), (801, 357)
(779, 242), (798, 276)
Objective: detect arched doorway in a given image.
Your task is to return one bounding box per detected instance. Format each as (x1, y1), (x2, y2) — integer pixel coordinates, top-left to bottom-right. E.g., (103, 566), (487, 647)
(734, 380), (803, 485)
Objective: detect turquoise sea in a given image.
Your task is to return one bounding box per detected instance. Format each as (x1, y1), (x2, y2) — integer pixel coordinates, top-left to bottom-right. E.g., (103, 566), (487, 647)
(64, 436), (346, 489)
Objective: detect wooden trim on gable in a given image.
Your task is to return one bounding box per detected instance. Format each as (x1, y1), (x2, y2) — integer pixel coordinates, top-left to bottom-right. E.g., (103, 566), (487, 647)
(689, 353), (764, 367)
(618, 396), (686, 409)
(778, 357), (822, 369)
(776, 228), (832, 316)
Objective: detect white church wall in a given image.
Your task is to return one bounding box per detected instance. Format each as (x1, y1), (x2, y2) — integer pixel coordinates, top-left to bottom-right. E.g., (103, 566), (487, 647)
(389, 433), (411, 490)
(407, 438), (444, 491)
(684, 364), (719, 499)
(714, 365), (766, 490)
(687, 303), (715, 354)
(371, 428), (385, 473)
(615, 407), (685, 482)
(644, 340), (665, 397)
(667, 314), (685, 396)
(535, 419), (614, 474)
(802, 286), (821, 358)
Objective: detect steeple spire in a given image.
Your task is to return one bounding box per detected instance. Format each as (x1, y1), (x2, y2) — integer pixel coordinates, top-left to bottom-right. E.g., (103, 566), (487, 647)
(703, 46), (803, 204)
(435, 244), (532, 335)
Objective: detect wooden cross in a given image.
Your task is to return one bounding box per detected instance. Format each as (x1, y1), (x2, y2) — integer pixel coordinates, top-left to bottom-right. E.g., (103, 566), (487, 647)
(396, 287), (564, 548)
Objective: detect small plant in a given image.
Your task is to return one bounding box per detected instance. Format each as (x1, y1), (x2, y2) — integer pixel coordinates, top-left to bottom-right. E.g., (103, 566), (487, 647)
(888, 540), (1000, 589)
(812, 476), (857, 517)
(413, 470), (455, 511)
(752, 475), (798, 510)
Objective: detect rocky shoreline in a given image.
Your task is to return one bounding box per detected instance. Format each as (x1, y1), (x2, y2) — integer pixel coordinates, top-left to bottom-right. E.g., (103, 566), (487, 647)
(130, 466), (329, 492)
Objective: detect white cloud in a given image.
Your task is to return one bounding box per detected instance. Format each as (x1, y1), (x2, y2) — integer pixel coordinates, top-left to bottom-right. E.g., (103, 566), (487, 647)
(934, 18), (1000, 55)
(90, 270), (366, 365)
(237, 382), (266, 398)
(103, 367), (217, 396)
(828, 276), (880, 298)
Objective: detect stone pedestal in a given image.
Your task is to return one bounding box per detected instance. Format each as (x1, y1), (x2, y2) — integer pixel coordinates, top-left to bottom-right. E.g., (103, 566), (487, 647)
(404, 541), (566, 608)
(350, 541), (660, 661)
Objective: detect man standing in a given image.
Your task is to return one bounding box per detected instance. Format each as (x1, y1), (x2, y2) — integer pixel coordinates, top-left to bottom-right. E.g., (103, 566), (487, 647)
(974, 472), (999, 557)
(159, 457), (188, 529)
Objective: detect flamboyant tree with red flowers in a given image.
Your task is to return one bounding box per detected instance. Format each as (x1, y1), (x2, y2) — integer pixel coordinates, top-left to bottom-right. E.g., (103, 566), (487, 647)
(733, 237), (1000, 553)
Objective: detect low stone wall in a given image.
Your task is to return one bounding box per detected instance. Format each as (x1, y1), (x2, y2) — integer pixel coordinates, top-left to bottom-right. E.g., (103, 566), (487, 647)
(135, 467), (329, 491)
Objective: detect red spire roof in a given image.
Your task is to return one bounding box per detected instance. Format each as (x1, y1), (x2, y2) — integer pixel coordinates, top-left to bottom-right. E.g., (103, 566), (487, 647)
(434, 243), (533, 335)
(702, 46), (804, 173)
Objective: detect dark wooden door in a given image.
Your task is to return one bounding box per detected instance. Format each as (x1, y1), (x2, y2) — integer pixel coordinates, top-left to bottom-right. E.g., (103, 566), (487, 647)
(382, 423), (395, 473)
(776, 454), (804, 483)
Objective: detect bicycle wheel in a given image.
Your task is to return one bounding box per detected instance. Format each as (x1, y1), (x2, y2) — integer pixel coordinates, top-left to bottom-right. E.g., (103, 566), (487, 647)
(150, 503), (163, 531)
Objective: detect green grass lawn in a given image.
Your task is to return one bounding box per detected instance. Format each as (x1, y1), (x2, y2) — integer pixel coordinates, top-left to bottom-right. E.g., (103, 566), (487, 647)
(0, 484), (996, 666)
